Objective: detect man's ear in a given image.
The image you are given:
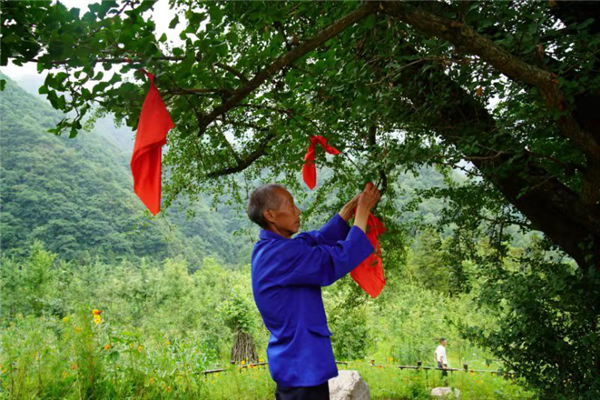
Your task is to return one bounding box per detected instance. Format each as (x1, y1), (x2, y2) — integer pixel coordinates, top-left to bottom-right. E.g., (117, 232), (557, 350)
(263, 209), (275, 224)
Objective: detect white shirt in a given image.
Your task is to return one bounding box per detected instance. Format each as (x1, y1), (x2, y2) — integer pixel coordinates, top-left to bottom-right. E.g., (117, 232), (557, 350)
(434, 345), (447, 365)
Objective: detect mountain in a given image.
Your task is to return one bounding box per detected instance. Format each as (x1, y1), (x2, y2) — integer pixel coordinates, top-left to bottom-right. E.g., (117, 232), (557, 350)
(0, 75), (252, 266)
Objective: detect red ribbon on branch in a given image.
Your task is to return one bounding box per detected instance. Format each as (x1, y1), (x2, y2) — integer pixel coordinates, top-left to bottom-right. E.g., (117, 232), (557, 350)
(130, 72), (174, 215)
(302, 135), (340, 190)
(300, 135), (386, 297)
(351, 212), (386, 298)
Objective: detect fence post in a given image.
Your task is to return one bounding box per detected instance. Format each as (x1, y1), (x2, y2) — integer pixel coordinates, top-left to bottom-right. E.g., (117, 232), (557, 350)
(463, 363), (468, 372)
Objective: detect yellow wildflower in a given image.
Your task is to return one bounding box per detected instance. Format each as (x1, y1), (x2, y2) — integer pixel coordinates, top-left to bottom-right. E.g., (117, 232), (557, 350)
(74, 327), (81, 333)
(166, 340), (171, 345)
(62, 316), (70, 323)
(241, 360), (246, 365)
(93, 315), (102, 324)
(259, 358), (264, 363)
(166, 386), (172, 392)
(103, 344), (110, 351)
(138, 345), (143, 352)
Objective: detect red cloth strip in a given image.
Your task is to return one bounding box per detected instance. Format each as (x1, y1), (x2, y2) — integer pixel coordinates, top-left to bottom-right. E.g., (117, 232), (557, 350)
(302, 135), (340, 190)
(351, 212), (386, 298)
(130, 72), (174, 215)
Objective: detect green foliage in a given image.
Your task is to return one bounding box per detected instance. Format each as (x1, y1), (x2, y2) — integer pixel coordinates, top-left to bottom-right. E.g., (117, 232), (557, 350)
(0, 243), (534, 399)
(219, 287), (256, 335)
(0, 75), (251, 265)
(0, 245), (261, 398)
(3, 1), (600, 396)
(463, 236), (600, 398)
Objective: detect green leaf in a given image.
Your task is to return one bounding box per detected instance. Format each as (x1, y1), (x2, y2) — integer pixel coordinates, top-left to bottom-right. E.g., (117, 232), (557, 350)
(208, 6), (223, 25)
(169, 15), (179, 29)
(363, 14), (376, 29)
(108, 351), (120, 362)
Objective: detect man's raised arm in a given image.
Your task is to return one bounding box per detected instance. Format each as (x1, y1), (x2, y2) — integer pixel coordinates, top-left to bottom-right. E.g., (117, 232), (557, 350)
(294, 188), (374, 245)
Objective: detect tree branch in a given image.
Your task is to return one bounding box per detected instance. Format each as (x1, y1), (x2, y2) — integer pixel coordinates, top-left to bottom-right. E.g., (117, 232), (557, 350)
(214, 123), (242, 164)
(197, 2), (378, 135)
(28, 55), (193, 66)
(217, 117), (269, 132)
(166, 88), (227, 95)
(207, 131), (278, 178)
(379, 1), (600, 168)
(215, 62), (249, 84)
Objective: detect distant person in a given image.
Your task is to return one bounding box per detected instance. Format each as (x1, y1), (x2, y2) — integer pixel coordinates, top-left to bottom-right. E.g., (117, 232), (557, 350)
(435, 338), (448, 377)
(249, 182), (380, 400)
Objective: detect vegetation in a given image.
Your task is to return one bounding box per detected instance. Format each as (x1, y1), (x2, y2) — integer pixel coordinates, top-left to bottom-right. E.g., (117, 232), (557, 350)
(2, 0), (600, 397)
(1, 241), (536, 399)
(0, 76), (538, 398)
(0, 75), (251, 265)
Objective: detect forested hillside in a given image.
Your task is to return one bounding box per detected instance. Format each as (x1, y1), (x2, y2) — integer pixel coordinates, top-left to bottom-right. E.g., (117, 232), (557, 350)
(0, 75), (251, 266)
(1, 74), (452, 266)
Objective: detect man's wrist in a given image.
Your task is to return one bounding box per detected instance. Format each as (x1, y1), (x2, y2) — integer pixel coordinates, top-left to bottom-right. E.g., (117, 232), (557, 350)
(338, 209), (351, 222)
(355, 205), (370, 217)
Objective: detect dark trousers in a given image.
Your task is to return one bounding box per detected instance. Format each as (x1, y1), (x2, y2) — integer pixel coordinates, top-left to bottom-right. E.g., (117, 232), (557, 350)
(438, 362), (448, 377)
(275, 381), (329, 400)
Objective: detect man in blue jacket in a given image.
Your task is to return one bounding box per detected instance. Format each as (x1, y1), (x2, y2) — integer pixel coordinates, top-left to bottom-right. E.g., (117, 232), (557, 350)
(248, 182), (380, 399)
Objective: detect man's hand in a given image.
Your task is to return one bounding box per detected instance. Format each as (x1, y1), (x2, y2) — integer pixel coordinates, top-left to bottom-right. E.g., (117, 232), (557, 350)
(339, 193), (360, 222)
(357, 182), (381, 213)
(353, 182), (381, 233)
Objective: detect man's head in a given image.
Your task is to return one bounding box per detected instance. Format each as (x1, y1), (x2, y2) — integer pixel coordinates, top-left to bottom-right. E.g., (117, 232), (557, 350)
(247, 184), (301, 238)
(439, 338), (447, 346)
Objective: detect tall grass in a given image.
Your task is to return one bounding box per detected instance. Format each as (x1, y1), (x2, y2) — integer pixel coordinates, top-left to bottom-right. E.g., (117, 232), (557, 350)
(1, 249), (537, 398)
(1, 309), (534, 399)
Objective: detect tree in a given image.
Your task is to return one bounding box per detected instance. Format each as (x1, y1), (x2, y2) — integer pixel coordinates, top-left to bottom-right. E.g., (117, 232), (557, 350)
(219, 286), (259, 365)
(3, 0), (600, 395)
(2, 0), (598, 266)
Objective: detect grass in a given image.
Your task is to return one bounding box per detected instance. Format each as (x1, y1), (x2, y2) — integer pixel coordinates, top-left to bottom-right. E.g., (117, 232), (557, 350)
(0, 309), (535, 399)
(201, 361), (536, 400)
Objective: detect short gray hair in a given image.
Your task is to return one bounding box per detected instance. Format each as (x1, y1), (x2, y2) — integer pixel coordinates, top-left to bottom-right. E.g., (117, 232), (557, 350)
(247, 184), (286, 229)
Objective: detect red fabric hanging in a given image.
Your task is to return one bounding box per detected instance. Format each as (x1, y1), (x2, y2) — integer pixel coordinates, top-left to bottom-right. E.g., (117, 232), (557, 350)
(351, 212), (386, 298)
(302, 135), (340, 190)
(130, 72), (174, 215)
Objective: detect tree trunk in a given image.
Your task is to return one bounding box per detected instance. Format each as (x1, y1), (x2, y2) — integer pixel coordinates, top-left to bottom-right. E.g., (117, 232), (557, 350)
(382, 42), (600, 271)
(230, 331), (258, 364)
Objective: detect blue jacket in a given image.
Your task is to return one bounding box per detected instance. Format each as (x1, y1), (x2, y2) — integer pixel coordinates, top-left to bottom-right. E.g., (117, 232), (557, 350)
(251, 213), (374, 387)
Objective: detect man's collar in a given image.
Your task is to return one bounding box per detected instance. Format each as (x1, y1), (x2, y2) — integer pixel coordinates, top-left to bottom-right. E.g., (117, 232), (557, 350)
(259, 229), (289, 240)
